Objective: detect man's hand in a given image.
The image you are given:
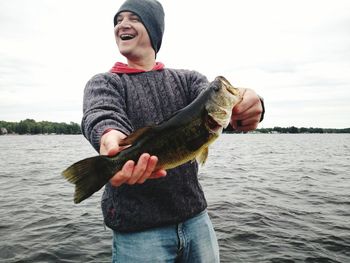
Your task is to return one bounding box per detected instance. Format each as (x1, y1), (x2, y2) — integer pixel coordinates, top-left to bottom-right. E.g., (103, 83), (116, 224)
(230, 88), (264, 132)
(100, 129), (167, 187)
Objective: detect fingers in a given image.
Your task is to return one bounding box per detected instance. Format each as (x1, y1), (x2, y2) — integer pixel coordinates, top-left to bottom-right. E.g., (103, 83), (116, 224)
(231, 117), (259, 132)
(231, 103), (261, 121)
(127, 153), (153, 184)
(110, 160), (135, 187)
(231, 111), (260, 131)
(231, 88), (263, 132)
(109, 153), (166, 187)
(134, 155), (157, 184)
(149, 169), (167, 179)
(232, 88), (261, 116)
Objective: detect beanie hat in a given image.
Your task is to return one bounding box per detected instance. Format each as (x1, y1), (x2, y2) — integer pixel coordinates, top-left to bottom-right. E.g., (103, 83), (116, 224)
(114, 0), (165, 54)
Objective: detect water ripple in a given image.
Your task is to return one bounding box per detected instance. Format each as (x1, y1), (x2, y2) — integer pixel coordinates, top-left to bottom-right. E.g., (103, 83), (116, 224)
(0, 134), (349, 262)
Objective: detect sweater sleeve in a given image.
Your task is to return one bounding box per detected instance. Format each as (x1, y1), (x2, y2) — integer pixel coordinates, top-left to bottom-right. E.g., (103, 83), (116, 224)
(81, 73), (133, 152)
(186, 70), (210, 102)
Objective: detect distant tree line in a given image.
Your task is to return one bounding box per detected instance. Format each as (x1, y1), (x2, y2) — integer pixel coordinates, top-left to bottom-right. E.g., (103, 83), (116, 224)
(224, 125), (350, 134)
(0, 119), (81, 135)
(1, 120), (349, 135)
(256, 126), (350, 134)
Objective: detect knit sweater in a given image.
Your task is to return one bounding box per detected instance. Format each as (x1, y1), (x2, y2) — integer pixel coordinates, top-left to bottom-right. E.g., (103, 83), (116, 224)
(81, 68), (209, 232)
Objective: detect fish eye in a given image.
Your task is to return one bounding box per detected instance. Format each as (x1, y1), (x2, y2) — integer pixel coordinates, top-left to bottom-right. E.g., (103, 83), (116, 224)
(213, 85), (220, 92)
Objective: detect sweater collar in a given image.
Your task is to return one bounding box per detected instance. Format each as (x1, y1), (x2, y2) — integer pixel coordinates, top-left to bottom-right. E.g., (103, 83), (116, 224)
(110, 62), (165, 74)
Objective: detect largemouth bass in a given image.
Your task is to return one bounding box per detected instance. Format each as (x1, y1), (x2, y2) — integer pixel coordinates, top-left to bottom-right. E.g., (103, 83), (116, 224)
(62, 76), (242, 203)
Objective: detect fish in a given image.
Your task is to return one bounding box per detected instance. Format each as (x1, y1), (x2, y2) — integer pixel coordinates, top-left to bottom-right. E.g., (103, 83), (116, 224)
(62, 76), (242, 203)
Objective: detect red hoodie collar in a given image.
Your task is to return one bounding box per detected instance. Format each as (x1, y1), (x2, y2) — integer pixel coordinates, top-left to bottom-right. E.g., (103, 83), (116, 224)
(110, 62), (165, 74)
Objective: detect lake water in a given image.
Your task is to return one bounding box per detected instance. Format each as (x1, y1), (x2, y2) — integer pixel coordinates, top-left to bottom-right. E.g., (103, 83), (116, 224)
(0, 134), (349, 263)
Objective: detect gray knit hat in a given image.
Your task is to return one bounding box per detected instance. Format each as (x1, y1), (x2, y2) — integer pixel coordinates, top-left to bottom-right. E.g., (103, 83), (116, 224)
(114, 0), (165, 54)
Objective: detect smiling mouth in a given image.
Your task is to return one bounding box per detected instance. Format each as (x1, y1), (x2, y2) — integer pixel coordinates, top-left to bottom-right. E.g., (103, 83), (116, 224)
(120, 34), (135, 40)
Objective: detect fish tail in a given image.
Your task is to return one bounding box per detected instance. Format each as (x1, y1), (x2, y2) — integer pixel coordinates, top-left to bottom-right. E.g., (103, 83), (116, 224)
(62, 155), (119, 204)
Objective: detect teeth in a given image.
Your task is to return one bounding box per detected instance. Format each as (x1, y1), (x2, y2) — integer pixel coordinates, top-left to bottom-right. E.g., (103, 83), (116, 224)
(120, 34), (135, 40)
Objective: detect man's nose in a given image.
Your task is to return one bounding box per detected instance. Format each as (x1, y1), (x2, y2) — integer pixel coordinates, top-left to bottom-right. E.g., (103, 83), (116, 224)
(119, 19), (131, 28)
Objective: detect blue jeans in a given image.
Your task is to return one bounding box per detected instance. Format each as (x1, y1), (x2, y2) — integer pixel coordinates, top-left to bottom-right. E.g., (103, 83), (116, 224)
(112, 210), (219, 263)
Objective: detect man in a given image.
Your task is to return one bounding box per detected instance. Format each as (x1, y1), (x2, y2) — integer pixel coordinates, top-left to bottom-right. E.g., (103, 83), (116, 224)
(81, 0), (264, 262)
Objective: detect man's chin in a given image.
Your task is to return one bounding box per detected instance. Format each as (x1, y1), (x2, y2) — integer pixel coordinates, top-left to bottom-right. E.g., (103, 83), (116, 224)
(117, 44), (134, 55)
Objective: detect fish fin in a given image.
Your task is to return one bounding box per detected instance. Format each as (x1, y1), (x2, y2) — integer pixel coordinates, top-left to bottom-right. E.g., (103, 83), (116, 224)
(155, 108), (190, 129)
(62, 155), (119, 203)
(161, 109), (182, 122)
(196, 147), (209, 165)
(119, 126), (154, 146)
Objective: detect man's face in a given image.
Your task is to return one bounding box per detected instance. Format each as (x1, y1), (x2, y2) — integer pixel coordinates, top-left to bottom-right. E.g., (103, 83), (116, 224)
(114, 11), (154, 60)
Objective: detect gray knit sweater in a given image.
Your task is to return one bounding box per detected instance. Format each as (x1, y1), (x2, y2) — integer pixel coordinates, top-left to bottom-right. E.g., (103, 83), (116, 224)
(81, 68), (209, 232)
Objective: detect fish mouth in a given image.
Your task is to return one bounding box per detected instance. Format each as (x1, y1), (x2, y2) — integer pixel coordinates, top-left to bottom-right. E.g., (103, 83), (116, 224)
(217, 76), (239, 96)
(207, 114), (222, 132)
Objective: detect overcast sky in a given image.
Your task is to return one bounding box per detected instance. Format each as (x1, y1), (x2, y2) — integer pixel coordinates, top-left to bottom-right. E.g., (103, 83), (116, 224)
(1, 0), (349, 128)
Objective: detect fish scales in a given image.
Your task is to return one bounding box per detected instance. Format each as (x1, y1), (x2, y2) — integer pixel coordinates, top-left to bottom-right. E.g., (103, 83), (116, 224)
(62, 76), (242, 203)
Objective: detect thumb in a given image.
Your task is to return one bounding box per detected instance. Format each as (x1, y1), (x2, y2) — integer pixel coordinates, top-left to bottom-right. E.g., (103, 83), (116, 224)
(102, 140), (127, 157)
(106, 145), (120, 156)
(100, 129), (128, 156)
(100, 136), (119, 156)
